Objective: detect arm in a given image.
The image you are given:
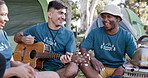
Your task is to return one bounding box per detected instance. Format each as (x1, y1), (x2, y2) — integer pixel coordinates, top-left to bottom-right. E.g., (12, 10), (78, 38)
(5, 58), (36, 77)
(14, 32), (24, 43)
(14, 32), (35, 45)
(10, 57), (24, 67)
(3, 64), (36, 78)
(113, 34), (137, 76)
(112, 61), (134, 75)
(10, 61), (25, 67)
(126, 33), (137, 58)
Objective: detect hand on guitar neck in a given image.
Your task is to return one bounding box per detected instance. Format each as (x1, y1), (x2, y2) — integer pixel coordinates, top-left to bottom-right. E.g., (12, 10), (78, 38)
(60, 52), (73, 63)
(13, 42), (90, 69)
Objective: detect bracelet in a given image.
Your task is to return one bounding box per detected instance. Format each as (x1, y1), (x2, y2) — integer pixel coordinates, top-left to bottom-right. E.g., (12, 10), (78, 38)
(122, 64), (126, 69)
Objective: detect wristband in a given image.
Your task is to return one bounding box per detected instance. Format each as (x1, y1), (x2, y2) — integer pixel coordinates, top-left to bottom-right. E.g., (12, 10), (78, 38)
(122, 64), (126, 69)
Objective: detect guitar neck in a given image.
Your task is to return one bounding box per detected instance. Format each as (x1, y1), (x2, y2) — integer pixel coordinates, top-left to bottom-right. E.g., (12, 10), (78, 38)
(36, 52), (62, 59)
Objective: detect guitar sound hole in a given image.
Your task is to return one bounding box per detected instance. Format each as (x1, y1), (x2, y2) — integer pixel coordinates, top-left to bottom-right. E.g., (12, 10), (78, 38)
(30, 50), (36, 59)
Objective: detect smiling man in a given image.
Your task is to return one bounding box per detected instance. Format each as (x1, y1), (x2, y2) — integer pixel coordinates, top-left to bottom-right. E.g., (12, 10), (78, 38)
(14, 1), (78, 78)
(79, 4), (137, 78)
(0, 0), (62, 78)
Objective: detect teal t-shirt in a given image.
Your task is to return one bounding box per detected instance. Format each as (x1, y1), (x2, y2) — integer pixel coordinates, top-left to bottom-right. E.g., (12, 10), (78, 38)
(0, 30), (12, 68)
(23, 22), (76, 71)
(81, 27), (137, 68)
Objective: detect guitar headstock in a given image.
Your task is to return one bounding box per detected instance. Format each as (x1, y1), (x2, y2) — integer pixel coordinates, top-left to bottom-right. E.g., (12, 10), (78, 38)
(72, 52), (90, 66)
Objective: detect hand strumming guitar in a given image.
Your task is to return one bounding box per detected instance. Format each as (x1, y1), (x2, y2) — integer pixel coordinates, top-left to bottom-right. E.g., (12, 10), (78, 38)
(21, 35), (35, 45)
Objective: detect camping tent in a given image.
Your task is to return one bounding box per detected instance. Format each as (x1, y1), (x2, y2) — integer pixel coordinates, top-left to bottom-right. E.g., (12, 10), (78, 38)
(85, 8), (146, 40)
(4, 0), (49, 50)
(121, 8), (146, 39)
(4, 0), (48, 36)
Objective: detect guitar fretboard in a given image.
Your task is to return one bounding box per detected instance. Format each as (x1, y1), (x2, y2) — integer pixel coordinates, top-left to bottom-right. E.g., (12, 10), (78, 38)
(35, 52), (62, 59)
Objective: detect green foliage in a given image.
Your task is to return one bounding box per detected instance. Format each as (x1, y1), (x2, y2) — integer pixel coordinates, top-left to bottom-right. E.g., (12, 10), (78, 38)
(72, 2), (80, 21)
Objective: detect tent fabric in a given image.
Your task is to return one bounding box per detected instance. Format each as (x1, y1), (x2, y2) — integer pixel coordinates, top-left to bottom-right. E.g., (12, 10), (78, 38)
(121, 8), (129, 22)
(38, 0), (48, 22)
(4, 0), (46, 36)
(122, 8), (146, 39)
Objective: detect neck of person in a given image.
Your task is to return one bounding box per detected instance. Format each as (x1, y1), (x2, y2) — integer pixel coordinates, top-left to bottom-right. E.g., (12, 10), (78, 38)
(106, 26), (119, 35)
(48, 21), (61, 30)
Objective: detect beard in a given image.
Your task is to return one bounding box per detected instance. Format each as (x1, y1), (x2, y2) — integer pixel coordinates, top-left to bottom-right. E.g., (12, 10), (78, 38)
(106, 26), (115, 31)
(104, 21), (117, 31)
(55, 25), (62, 27)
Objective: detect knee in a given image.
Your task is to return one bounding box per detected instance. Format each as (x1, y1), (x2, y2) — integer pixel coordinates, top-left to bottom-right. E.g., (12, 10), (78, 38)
(79, 63), (90, 71)
(37, 71), (60, 78)
(65, 62), (79, 77)
(49, 72), (60, 78)
(68, 62), (79, 73)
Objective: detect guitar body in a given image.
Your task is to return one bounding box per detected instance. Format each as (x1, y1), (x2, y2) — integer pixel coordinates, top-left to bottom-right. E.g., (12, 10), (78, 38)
(13, 42), (45, 69)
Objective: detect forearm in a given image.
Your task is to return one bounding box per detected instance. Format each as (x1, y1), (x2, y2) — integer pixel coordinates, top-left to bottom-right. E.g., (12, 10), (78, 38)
(79, 47), (95, 59)
(3, 68), (17, 78)
(14, 32), (23, 43)
(10, 61), (24, 67)
(79, 47), (89, 54)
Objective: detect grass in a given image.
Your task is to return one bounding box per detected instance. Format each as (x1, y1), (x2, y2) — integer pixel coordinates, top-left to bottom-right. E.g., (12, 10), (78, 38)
(76, 70), (85, 78)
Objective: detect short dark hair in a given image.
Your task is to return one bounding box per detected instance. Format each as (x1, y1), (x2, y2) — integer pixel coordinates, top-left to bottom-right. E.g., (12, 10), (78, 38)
(0, 0), (5, 5)
(47, 1), (67, 11)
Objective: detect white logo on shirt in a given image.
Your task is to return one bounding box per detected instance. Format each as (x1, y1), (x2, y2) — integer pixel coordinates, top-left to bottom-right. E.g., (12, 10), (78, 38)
(44, 37), (53, 45)
(0, 42), (8, 51)
(100, 43), (116, 51)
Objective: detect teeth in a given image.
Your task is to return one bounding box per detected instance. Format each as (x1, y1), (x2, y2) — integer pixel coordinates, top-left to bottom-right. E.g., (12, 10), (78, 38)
(104, 23), (109, 25)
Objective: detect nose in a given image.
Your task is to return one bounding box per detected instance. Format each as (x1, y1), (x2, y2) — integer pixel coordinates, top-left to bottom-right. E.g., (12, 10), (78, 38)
(4, 15), (9, 22)
(62, 15), (65, 20)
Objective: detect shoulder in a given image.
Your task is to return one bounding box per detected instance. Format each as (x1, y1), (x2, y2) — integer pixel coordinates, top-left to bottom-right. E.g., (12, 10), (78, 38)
(90, 27), (104, 34)
(27, 22), (47, 30)
(60, 26), (73, 34)
(0, 30), (5, 33)
(120, 28), (133, 36)
(35, 22), (47, 28)
(119, 28), (135, 40)
(0, 30), (8, 37)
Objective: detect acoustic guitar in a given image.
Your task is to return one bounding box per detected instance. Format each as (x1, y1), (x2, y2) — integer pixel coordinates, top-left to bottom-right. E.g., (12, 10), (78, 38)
(13, 42), (90, 69)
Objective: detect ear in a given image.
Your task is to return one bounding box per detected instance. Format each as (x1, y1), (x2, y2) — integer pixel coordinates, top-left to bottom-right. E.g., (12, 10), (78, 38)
(47, 11), (52, 18)
(117, 17), (121, 22)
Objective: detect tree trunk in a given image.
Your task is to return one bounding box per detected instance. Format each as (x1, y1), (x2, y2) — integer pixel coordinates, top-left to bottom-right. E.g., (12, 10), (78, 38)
(79, 0), (89, 32)
(89, 0), (98, 27)
(65, 0), (72, 30)
(79, 0), (97, 32)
